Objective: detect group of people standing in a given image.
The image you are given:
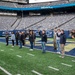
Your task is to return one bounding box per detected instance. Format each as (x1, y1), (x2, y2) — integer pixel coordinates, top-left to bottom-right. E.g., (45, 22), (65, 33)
(5, 30), (47, 53)
(5, 29), (66, 58)
(54, 29), (66, 58)
(5, 31), (27, 47)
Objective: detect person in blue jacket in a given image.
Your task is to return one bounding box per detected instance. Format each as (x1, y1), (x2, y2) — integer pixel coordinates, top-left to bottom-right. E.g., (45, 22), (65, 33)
(60, 30), (66, 58)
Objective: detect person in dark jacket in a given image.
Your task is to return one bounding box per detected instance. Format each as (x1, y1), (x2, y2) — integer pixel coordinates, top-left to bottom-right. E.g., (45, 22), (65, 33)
(19, 32), (23, 49)
(60, 30), (66, 58)
(41, 30), (47, 53)
(38, 30), (42, 36)
(15, 31), (19, 45)
(5, 32), (9, 46)
(29, 30), (35, 51)
(21, 32), (25, 47)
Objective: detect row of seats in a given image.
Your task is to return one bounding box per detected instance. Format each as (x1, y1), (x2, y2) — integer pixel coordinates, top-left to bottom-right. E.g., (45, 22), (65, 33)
(32, 14), (75, 30)
(0, 16), (17, 30)
(58, 17), (75, 30)
(0, 13), (75, 30)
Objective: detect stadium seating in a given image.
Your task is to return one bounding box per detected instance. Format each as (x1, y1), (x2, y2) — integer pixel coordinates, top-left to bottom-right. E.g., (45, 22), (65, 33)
(0, 16), (17, 30)
(58, 17), (75, 30)
(17, 14), (74, 30)
(0, 1), (16, 7)
(0, 14), (74, 30)
(15, 16), (46, 30)
(1, 0), (27, 3)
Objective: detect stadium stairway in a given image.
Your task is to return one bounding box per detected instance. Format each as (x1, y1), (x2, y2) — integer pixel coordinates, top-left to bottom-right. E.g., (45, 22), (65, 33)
(11, 17), (22, 30)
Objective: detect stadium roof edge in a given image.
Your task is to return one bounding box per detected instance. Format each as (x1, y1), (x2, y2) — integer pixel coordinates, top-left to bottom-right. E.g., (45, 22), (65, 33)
(0, 2), (75, 11)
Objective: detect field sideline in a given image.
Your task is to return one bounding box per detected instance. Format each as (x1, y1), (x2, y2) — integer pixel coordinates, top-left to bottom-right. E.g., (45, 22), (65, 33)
(0, 42), (75, 75)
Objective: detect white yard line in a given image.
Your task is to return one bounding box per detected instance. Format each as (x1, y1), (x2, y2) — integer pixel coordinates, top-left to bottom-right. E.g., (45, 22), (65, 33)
(1, 50), (4, 51)
(61, 63), (72, 67)
(48, 66), (59, 71)
(10, 49), (14, 51)
(0, 66), (12, 75)
(32, 70), (43, 75)
(27, 53), (34, 56)
(16, 55), (22, 58)
(72, 60), (75, 62)
(16, 74), (21, 75)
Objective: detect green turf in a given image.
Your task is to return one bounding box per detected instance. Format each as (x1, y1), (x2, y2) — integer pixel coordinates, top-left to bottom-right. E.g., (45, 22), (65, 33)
(0, 70), (7, 75)
(0, 43), (75, 75)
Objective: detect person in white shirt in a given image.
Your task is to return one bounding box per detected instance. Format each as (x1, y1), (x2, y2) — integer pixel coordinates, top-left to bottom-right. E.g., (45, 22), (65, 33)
(56, 29), (61, 54)
(11, 32), (15, 47)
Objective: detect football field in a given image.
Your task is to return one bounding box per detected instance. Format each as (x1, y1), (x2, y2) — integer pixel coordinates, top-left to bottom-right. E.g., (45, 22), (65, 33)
(0, 42), (75, 75)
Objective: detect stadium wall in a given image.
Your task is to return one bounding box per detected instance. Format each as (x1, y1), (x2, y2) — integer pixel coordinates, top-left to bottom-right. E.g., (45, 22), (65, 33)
(0, 30), (70, 38)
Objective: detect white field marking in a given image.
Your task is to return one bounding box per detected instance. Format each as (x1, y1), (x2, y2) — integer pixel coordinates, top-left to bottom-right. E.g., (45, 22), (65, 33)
(10, 49), (14, 51)
(72, 60), (75, 62)
(0, 66), (12, 75)
(32, 70), (43, 75)
(48, 66), (59, 71)
(27, 53), (34, 56)
(59, 56), (64, 58)
(61, 63), (72, 67)
(16, 55), (22, 58)
(16, 74), (21, 75)
(1, 50), (4, 51)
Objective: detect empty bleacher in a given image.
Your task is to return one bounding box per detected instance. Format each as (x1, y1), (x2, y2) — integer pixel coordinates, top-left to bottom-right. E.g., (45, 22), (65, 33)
(0, 13), (75, 30)
(0, 16), (17, 30)
(58, 18), (75, 30)
(23, 14), (75, 30)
